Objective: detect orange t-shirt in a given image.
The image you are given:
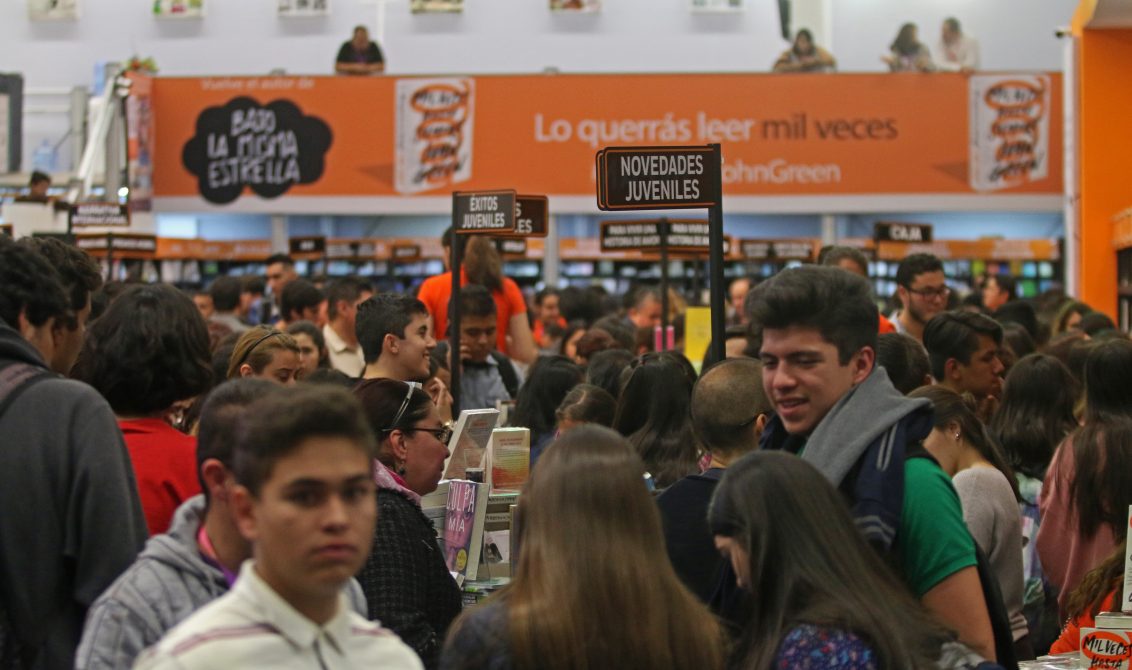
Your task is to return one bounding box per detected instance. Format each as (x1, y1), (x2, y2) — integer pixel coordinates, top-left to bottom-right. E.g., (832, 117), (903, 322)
(417, 269), (527, 355)
(1050, 590), (1117, 654)
(878, 313), (897, 334)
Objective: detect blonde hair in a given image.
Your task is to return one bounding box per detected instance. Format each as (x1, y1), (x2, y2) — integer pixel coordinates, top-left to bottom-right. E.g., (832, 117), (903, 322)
(226, 326), (300, 379)
(456, 425), (726, 670)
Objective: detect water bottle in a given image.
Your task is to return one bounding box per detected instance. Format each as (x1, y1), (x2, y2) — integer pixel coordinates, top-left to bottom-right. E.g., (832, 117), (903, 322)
(32, 139), (56, 173)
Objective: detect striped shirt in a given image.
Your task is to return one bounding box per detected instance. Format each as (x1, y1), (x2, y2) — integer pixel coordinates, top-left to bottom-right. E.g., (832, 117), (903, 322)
(134, 560), (422, 670)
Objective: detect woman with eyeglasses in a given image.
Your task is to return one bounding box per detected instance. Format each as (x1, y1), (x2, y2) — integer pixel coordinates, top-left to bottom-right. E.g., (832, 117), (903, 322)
(353, 378), (461, 670)
(225, 325), (301, 386)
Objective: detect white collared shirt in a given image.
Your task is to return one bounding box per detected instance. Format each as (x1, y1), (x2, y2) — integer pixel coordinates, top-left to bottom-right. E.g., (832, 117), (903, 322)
(936, 34), (979, 71)
(133, 561), (422, 670)
(323, 323), (366, 378)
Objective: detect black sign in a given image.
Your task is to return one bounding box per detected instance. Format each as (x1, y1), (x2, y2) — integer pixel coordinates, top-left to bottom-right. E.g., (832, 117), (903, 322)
(453, 190), (517, 235)
(69, 202), (130, 228)
(182, 97), (333, 205)
(392, 244), (422, 261)
(75, 233), (158, 257)
(740, 239), (814, 262)
(875, 221), (933, 243)
(601, 219), (720, 252)
(497, 239), (528, 256)
(289, 236), (326, 256)
(501, 195), (548, 238)
(596, 145), (720, 211)
(327, 240), (376, 259)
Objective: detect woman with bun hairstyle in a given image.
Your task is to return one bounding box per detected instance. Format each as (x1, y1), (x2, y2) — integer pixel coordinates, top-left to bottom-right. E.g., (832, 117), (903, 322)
(441, 425), (725, 670)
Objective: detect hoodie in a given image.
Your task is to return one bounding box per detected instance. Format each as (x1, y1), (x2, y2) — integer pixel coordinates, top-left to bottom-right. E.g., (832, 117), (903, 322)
(76, 495), (372, 670)
(0, 321), (147, 670)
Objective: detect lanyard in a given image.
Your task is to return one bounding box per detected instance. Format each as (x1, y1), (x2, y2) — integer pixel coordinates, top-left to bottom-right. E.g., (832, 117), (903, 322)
(197, 524), (239, 588)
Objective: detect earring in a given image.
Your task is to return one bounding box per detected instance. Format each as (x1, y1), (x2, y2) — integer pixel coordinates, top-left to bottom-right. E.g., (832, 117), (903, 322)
(954, 432), (961, 442)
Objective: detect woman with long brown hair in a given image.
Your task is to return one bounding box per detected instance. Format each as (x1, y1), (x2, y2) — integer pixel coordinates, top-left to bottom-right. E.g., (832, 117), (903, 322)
(1037, 338), (1132, 617)
(439, 425), (726, 670)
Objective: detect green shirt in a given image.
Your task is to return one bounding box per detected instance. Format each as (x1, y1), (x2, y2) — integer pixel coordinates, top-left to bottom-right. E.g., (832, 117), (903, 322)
(899, 457), (978, 598)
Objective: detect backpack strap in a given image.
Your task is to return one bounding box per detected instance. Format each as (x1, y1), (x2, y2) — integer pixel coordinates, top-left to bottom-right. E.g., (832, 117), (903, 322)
(489, 351), (519, 399)
(0, 361), (54, 419)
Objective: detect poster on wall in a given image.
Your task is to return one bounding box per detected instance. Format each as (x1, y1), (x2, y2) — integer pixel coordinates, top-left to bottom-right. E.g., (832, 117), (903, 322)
(395, 77), (475, 194)
(28, 0), (80, 20)
(690, 0), (743, 12)
(152, 0), (204, 18)
(968, 74), (1051, 192)
(550, 0), (600, 12)
(411, 0), (463, 12)
(278, 0), (329, 17)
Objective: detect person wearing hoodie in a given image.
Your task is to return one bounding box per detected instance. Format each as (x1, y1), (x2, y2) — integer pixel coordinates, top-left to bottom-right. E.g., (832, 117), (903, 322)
(75, 379), (369, 669)
(353, 378), (462, 670)
(745, 265), (997, 662)
(0, 236), (147, 669)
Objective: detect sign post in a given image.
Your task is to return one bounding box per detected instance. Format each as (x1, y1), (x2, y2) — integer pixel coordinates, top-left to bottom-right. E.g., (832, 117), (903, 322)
(450, 189), (518, 413)
(596, 144), (724, 361)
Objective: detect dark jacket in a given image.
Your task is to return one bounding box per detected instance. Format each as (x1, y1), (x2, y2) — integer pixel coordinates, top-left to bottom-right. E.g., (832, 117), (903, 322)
(357, 478), (463, 670)
(656, 469), (725, 604)
(0, 322), (147, 670)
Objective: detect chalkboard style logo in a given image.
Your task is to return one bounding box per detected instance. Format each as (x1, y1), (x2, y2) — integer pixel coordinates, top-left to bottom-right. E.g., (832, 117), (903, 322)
(182, 97), (332, 204)
(969, 75), (1050, 192)
(395, 78), (475, 194)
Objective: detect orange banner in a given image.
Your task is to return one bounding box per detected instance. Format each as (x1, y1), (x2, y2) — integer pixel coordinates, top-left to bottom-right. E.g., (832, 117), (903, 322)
(152, 73), (1063, 203)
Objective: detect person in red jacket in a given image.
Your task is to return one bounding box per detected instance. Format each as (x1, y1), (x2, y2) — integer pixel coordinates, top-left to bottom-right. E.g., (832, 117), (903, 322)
(73, 284), (213, 536)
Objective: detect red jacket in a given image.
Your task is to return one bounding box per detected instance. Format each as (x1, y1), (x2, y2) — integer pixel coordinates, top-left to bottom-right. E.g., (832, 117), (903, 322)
(118, 418), (200, 536)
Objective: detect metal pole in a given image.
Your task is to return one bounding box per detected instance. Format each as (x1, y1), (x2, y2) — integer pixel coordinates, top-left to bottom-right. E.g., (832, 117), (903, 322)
(659, 217), (669, 351)
(708, 144), (726, 364)
(449, 195), (462, 414)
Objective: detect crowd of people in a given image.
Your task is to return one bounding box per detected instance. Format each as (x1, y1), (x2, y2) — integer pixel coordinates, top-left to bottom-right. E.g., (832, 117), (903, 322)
(773, 17), (980, 74)
(0, 230), (1126, 670)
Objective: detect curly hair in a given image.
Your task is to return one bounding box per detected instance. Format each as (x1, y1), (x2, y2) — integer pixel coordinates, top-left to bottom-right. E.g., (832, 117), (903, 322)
(17, 237), (102, 330)
(0, 236), (70, 329)
(72, 283), (213, 415)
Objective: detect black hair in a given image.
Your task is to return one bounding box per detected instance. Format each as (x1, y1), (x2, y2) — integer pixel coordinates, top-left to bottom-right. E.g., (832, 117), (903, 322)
(240, 275), (266, 296)
(196, 379), (283, 503)
(534, 288), (559, 307)
(29, 171), (51, 186)
(1079, 311), (1118, 338)
(325, 277), (372, 321)
(819, 245), (869, 276)
(989, 353), (1078, 479)
(0, 236), (70, 329)
(895, 253), (944, 288)
(992, 300), (1038, 342)
(745, 265), (878, 365)
(987, 274), (1017, 304)
(891, 22), (922, 57)
(792, 28), (815, 55)
(264, 253), (294, 268)
(586, 348), (635, 400)
(701, 324), (752, 370)
(280, 279), (323, 323)
(511, 356), (585, 439)
(285, 319), (328, 365)
(909, 385), (1021, 501)
(557, 286), (604, 324)
(691, 358), (770, 455)
(708, 451), (952, 670)
(234, 386), (376, 497)
(943, 16), (961, 32)
(613, 352), (699, 488)
(876, 332), (932, 395)
(623, 285), (661, 311)
(1000, 322), (1036, 361)
(459, 284), (497, 319)
(922, 310), (1004, 381)
(355, 293), (429, 364)
(352, 377), (433, 467)
(209, 276), (242, 312)
(590, 316), (635, 351)
(15, 237), (102, 330)
(72, 284), (213, 415)
(301, 368), (355, 388)
(555, 383), (616, 428)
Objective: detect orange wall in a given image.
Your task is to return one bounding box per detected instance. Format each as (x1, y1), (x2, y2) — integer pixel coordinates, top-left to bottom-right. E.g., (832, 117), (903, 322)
(1078, 27), (1132, 314)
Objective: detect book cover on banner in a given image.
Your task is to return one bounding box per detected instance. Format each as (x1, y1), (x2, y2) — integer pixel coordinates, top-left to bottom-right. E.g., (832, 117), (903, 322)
(444, 479), (489, 585)
(442, 408), (499, 481)
(394, 77), (475, 194)
(487, 427), (530, 494)
(968, 74), (1050, 192)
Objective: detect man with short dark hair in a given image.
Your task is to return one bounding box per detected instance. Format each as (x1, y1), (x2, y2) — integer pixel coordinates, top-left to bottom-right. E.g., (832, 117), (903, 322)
(209, 276), (250, 335)
(239, 275), (266, 326)
(77, 379), (282, 669)
(0, 237), (147, 669)
(135, 386), (421, 669)
(322, 278), (374, 377)
(893, 253), (950, 343)
(447, 285), (520, 410)
(658, 358), (770, 603)
(192, 290), (214, 321)
(820, 244), (897, 334)
(357, 293), (436, 384)
(16, 236), (103, 374)
(746, 265), (996, 660)
(15, 171), (52, 203)
(277, 279), (323, 330)
(923, 310), (1005, 402)
(264, 254), (297, 325)
(876, 332), (932, 395)
(982, 273), (1015, 313)
(334, 25), (385, 76)
(624, 285), (662, 330)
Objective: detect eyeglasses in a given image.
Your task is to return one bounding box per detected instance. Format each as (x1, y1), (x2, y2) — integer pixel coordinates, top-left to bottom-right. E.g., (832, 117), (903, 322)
(414, 426), (454, 445)
(906, 286), (951, 300)
(384, 381), (422, 432)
